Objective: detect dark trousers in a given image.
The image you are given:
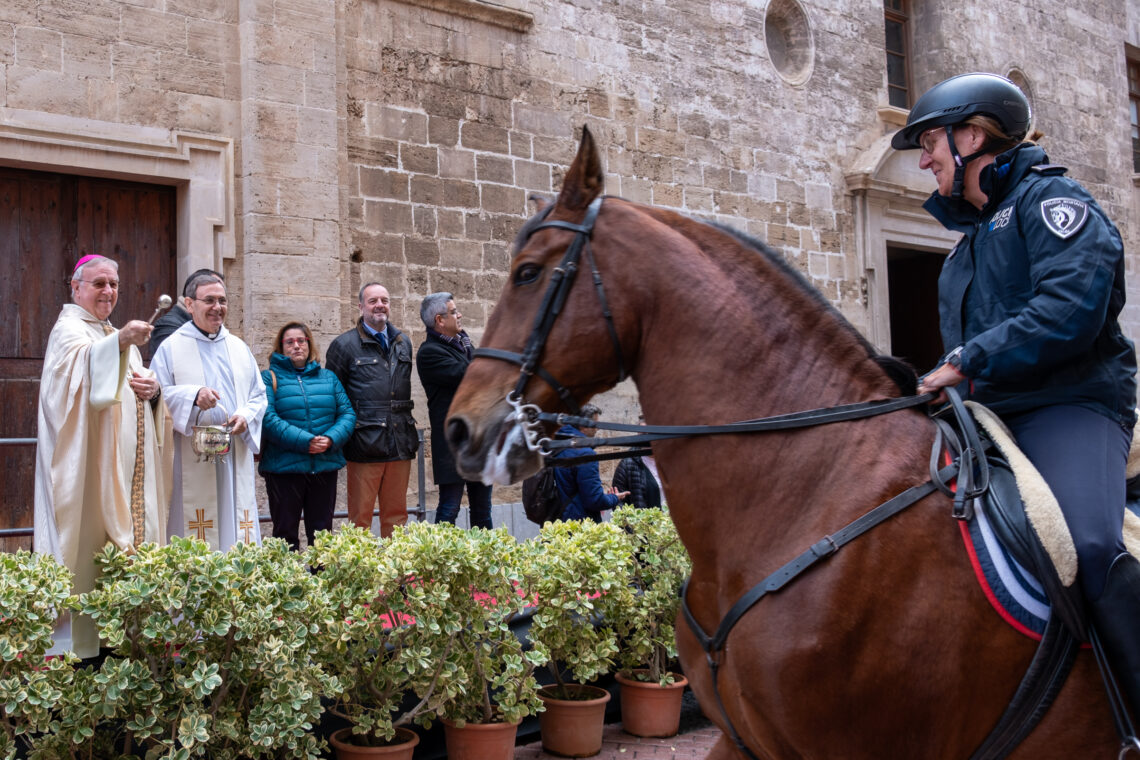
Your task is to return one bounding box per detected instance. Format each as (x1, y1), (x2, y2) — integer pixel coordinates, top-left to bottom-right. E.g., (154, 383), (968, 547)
(434, 480), (493, 529)
(1004, 404), (1131, 600)
(263, 470), (339, 551)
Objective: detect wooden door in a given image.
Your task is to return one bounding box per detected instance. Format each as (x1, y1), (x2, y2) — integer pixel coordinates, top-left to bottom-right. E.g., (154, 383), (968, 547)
(0, 168), (176, 552)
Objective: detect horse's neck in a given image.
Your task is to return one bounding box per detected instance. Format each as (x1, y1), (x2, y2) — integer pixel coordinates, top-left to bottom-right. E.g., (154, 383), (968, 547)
(630, 240), (934, 572)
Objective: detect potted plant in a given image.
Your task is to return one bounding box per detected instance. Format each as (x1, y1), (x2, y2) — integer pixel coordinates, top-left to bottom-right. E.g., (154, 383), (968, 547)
(411, 522), (545, 760)
(304, 525), (458, 758)
(609, 506), (692, 737)
(47, 536), (335, 760)
(526, 519), (635, 757)
(0, 550), (77, 760)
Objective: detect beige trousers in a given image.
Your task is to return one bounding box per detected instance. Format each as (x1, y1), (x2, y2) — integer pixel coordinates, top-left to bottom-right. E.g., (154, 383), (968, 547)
(346, 459), (412, 537)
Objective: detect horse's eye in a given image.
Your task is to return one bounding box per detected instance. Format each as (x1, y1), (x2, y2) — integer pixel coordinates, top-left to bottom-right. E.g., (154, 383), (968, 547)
(514, 263), (542, 285)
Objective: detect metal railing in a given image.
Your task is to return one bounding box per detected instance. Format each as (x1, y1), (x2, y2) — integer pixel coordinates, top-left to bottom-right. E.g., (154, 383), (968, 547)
(0, 429), (429, 542)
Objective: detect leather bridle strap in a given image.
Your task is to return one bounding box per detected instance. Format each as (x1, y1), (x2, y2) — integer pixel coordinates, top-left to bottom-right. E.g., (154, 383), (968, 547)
(473, 196), (627, 416)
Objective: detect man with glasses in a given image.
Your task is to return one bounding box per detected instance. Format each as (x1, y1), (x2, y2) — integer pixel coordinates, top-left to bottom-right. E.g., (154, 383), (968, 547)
(35, 254), (169, 658)
(152, 271), (266, 551)
(148, 268), (225, 356)
(416, 292), (492, 529)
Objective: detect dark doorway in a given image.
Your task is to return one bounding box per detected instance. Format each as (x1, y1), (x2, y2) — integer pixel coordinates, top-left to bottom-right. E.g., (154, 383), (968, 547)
(0, 168), (177, 552)
(886, 245), (946, 375)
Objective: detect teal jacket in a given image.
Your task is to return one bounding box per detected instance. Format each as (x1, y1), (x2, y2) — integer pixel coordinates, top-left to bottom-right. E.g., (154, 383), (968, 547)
(259, 353), (356, 475)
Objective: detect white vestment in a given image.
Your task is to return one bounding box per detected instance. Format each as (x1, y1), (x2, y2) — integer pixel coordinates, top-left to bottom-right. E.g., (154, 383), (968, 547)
(151, 322), (266, 551)
(34, 304), (169, 658)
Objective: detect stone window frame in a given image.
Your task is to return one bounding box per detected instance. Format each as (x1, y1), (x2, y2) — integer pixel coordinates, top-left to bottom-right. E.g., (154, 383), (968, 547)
(391, 0), (533, 31)
(0, 108), (235, 287)
(1127, 44), (1140, 177)
(884, 0), (912, 110)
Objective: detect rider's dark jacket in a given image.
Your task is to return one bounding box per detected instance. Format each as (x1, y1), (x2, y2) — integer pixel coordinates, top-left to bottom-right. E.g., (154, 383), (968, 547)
(925, 143), (1137, 428)
(325, 319), (419, 463)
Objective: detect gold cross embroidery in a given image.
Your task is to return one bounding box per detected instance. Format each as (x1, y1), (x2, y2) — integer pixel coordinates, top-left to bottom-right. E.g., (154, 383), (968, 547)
(188, 509), (213, 540)
(239, 510), (255, 543)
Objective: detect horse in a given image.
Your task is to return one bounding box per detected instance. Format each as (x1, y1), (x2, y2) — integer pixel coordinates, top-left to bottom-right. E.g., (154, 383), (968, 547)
(444, 127), (1116, 758)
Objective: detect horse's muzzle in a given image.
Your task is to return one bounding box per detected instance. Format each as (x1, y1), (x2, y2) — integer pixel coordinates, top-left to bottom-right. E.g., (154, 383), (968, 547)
(446, 407), (543, 485)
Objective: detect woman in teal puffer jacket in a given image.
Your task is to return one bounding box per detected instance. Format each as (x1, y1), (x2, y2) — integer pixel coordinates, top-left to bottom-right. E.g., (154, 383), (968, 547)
(260, 322), (356, 550)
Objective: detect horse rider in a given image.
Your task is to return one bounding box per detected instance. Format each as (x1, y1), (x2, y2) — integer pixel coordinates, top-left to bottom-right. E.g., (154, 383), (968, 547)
(898, 72), (1140, 719)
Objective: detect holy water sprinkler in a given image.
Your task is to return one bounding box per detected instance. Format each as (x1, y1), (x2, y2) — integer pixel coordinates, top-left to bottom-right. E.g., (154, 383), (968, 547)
(148, 294), (173, 324)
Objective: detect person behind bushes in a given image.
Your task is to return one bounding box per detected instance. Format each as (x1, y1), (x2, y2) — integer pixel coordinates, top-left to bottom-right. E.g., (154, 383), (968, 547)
(553, 403), (629, 522)
(259, 321), (356, 550)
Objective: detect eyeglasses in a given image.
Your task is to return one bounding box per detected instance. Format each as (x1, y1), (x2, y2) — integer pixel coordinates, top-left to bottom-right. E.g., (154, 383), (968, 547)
(283, 337), (308, 346)
(79, 279), (119, 290)
(193, 297), (228, 307)
(919, 128), (944, 155)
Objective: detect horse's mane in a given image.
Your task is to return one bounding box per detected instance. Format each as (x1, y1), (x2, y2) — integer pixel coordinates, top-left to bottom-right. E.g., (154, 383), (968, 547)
(708, 221), (918, 396)
(513, 197), (918, 396)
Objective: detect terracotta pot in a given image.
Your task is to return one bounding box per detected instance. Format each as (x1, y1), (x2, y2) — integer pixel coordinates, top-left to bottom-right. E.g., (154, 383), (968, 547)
(328, 726), (419, 760)
(616, 670), (689, 737)
(537, 684), (612, 757)
(441, 716), (520, 760)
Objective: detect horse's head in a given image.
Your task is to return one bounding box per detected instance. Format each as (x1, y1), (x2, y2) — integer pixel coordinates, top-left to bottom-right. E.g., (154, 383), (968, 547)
(447, 127), (636, 485)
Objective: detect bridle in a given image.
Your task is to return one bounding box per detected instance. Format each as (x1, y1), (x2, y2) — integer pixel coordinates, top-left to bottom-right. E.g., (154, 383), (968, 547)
(473, 196), (626, 417)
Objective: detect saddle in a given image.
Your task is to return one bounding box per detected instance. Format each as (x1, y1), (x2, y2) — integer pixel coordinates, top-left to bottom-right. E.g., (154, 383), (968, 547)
(933, 399), (1140, 758)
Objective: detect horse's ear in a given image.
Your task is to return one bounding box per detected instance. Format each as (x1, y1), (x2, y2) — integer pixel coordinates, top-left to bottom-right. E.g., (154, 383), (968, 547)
(529, 193), (554, 213)
(555, 125), (604, 212)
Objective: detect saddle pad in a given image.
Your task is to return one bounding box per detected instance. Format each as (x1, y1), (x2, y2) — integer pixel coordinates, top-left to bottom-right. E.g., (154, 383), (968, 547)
(960, 507), (1050, 639)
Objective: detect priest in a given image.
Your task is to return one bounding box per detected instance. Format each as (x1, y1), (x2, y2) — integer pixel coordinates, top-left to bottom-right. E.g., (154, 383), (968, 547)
(151, 271), (266, 551)
(34, 254), (169, 658)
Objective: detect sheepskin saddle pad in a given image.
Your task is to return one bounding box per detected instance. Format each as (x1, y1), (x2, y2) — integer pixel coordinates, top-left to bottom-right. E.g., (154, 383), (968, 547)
(956, 402), (1140, 639)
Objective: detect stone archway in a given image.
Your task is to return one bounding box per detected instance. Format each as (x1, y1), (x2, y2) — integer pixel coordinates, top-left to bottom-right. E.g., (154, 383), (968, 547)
(845, 133), (961, 361)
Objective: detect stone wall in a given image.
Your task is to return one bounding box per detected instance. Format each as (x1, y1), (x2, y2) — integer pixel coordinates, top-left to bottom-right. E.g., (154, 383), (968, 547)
(3, 0), (1140, 510)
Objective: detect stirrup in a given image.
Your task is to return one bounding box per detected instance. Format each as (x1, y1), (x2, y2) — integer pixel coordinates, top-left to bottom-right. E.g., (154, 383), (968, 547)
(1119, 736), (1140, 759)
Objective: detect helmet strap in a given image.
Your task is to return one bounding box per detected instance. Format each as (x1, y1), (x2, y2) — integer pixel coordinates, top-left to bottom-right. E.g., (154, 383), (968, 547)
(945, 124), (988, 200)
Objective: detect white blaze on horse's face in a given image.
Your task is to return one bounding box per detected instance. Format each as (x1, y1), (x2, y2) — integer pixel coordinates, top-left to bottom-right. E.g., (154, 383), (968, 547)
(479, 412), (537, 485)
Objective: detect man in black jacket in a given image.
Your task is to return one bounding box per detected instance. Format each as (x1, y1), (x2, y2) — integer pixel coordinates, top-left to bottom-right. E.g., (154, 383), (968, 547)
(325, 282), (418, 537)
(416, 292), (492, 529)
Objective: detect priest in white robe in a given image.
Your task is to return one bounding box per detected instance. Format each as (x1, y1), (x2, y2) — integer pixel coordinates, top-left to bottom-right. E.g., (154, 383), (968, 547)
(151, 271), (266, 551)
(34, 254), (169, 659)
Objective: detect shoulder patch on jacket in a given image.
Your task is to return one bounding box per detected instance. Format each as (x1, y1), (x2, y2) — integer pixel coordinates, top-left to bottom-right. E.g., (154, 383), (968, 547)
(1040, 198), (1089, 239)
(1029, 164), (1068, 176)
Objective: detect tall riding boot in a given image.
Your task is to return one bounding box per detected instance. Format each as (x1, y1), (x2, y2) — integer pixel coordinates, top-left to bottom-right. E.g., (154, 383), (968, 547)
(1089, 552), (1140, 719)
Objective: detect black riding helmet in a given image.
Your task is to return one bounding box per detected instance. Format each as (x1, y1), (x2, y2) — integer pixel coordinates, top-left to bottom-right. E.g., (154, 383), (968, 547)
(891, 72), (1031, 151)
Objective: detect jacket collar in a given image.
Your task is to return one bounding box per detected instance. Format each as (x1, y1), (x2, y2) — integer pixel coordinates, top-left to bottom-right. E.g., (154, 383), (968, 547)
(355, 318), (403, 347)
(269, 352), (318, 374)
(923, 143), (1048, 232)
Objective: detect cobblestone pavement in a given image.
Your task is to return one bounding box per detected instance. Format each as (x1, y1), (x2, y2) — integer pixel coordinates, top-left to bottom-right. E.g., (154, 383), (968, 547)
(514, 722), (722, 759)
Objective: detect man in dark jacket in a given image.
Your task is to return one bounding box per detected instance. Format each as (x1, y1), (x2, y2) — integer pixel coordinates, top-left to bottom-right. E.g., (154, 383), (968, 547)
(554, 404), (628, 522)
(325, 282), (418, 537)
(416, 292), (492, 529)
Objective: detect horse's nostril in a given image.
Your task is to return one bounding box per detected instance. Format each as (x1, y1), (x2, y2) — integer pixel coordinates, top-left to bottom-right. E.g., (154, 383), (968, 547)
(446, 417), (470, 453)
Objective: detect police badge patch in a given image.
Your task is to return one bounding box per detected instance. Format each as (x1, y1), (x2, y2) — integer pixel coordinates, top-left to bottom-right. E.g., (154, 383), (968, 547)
(1040, 198), (1089, 239)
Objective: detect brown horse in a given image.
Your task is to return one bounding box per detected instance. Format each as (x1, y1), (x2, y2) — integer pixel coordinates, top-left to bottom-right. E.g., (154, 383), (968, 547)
(445, 128), (1115, 758)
